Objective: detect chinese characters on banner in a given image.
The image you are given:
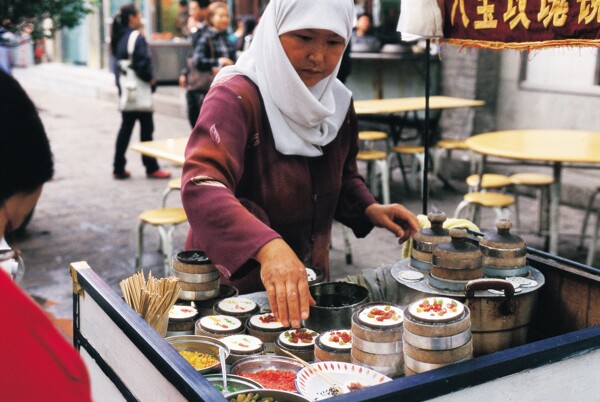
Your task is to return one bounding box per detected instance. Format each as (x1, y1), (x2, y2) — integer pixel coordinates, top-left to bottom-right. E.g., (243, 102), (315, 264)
(443, 0), (600, 49)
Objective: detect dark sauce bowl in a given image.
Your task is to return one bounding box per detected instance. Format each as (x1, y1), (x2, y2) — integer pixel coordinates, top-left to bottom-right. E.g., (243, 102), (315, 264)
(303, 282), (369, 333)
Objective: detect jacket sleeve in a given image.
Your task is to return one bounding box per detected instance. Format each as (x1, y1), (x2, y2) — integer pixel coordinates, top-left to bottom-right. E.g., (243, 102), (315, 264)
(181, 81), (280, 279)
(132, 35), (154, 83)
(334, 103), (378, 238)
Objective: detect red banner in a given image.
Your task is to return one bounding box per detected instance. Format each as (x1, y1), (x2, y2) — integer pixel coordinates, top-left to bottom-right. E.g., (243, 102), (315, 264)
(443, 0), (600, 49)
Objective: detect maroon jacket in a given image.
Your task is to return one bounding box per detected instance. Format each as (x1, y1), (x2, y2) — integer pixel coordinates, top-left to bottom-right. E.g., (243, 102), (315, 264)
(182, 75), (377, 293)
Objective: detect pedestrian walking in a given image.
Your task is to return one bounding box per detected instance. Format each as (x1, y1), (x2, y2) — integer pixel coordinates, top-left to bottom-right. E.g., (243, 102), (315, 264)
(110, 3), (171, 180)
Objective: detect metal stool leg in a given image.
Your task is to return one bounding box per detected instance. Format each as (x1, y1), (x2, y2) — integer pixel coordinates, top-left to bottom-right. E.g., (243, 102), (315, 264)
(454, 200), (470, 219)
(157, 225), (176, 277)
(136, 221), (146, 271)
(375, 159), (390, 204)
(580, 191), (600, 249)
(587, 212), (599, 267)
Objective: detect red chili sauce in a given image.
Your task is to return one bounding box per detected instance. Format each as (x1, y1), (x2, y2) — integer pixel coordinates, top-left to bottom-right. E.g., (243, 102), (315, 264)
(239, 369), (297, 392)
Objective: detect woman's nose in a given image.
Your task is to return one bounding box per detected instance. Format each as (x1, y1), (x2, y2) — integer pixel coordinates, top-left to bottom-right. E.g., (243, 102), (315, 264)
(308, 46), (325, 65)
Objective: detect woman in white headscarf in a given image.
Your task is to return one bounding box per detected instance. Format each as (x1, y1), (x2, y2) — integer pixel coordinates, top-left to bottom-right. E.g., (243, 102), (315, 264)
(182, 0), (418, 328)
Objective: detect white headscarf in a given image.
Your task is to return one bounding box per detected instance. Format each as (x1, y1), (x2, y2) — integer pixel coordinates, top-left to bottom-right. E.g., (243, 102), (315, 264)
(214, 0), (355, 157)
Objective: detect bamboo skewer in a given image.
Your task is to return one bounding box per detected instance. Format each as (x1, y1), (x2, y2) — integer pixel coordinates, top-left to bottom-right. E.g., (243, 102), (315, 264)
(119, 271), (181, 335)
(279, 348), (347, 395)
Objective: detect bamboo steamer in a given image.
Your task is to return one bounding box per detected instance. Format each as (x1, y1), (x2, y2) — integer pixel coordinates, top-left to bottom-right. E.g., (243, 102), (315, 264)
(479, 220), (529, 278)
(246, 313), (291, 353)
(411, 212), (451, 271)
(166, 303), (199, 337)
(314, 329), (352, 363)
(171, 251), (220, 301)
(273, 328), (319, 362)
(429, 228), (483, 291)
(402, 297), (472, 375)
(351, 302), (404, 378)
(195, 314), (245, 339)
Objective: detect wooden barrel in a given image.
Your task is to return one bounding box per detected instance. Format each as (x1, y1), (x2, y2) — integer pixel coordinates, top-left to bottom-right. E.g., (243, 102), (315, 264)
(429, 228), (483, 292)
(222, 334), (265, 364)
(171, 251), (220, 301)
(411, 212), (451, 271)
(213, 296), (260, 323)
(246, 313), (291, 353)
(195, 314), (245, 339)
(402, 297), (472, 375)
(273, 328), (319, 362)
(314, 329), (352, 363)
(351, 302), (404, 377)
(166, 303), (199, 337)
(479, 220), (529, 278)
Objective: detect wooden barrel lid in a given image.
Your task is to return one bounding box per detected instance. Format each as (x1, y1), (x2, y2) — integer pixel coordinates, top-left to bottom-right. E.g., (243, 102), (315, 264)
(480, 220), (527, 274)
(411, 212), (451, 268)
(172, 251), (218, 274)
(431, 229), (483, 283)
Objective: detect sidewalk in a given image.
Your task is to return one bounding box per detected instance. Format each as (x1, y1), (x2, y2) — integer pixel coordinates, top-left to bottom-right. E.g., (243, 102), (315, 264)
(10, 63), (598, 321)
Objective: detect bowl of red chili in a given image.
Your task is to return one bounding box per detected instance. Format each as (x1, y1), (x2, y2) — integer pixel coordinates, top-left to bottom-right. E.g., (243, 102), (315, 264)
(230, 355), (304, 393)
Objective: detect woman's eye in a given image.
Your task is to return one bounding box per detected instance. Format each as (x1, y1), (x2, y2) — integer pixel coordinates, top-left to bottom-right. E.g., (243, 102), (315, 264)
(296, 34), (312, 42)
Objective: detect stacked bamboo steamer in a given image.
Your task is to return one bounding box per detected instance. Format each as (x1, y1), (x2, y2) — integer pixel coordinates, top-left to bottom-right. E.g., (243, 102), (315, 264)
(479, 219), (528, 278)
(351, 302), (404, 377)
(403, 297), (472, 375)
(171, 251), (220, 301)
(411, 212), (451, 271)
(428, 228), (483, 292)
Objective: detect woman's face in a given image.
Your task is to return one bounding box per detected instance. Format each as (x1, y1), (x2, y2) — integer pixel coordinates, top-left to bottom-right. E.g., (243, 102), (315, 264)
(1, 187), (42, 235)
(279, 29), (345, 88)
(129, 9), (142, 30)
(210, 6), (230, 32)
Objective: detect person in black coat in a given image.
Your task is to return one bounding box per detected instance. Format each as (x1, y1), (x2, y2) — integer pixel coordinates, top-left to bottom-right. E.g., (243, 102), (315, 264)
(110, 3), (170, 180)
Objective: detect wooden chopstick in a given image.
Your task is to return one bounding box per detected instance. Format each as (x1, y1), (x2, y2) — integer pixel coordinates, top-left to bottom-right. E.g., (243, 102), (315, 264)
(278, 349), (346, 394)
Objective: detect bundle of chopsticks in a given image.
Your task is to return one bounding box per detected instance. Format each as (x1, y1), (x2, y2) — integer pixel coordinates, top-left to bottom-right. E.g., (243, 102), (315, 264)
(120, 271), (181, 333)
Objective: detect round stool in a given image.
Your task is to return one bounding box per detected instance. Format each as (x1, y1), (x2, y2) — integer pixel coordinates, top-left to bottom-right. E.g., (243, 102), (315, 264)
(389, 145), (425, 193)
(162, 177), (182, 207)
(359, 131), (389, 142)
(136, 207), (187, 276)
(509, 173), (554, 235)
(466, 174), (512, 191)
(454, 192), (516, 227)
(357, 150), (390, 205)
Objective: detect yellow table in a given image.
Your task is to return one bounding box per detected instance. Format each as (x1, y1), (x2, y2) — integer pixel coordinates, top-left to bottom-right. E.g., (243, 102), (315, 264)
(354, 96), (485, 115)
(129, 137), (187, 166)
(466, 129), (600, 255)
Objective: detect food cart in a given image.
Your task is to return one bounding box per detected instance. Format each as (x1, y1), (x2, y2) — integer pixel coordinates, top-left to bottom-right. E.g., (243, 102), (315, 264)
(71, 243), (600, 401)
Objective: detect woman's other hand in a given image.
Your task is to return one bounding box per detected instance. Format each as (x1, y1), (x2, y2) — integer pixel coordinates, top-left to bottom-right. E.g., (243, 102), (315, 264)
(255, 238), (316, 328)
(365, 203), (419, 244)
(179, 74), (187, 88)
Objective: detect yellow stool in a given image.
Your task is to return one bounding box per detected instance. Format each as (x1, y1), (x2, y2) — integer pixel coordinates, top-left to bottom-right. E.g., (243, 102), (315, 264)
(466, 174), (512, 192)
(509, 173), (554, 234)
(136, 207), (187, 276)
(359, 131), (389, 142)
(454, 192), (516, 227)
(579, 186), (600, 266)
(162, 178), (182, 207)
(357, 150), (390, 205)
(389, 144), (425, 193)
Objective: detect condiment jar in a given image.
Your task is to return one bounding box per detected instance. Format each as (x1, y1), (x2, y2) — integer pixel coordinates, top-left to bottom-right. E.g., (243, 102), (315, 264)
(429, 228), (483, 291)
(411, 212), (451, 271)
(479, 219), (528, 278)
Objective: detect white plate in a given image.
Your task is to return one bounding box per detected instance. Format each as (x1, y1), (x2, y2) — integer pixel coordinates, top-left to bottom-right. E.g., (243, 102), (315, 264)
(295, 361), (392, 400)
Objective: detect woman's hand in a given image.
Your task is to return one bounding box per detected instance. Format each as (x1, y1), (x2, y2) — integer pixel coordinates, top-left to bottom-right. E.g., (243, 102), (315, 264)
(255, 238), (316, 328)
(178, 74), (186, 88)
(365, 203), (420, 244)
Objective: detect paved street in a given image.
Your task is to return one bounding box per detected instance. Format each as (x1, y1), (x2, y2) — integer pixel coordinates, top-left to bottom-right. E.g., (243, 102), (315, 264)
(10, 64), (597, 320)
